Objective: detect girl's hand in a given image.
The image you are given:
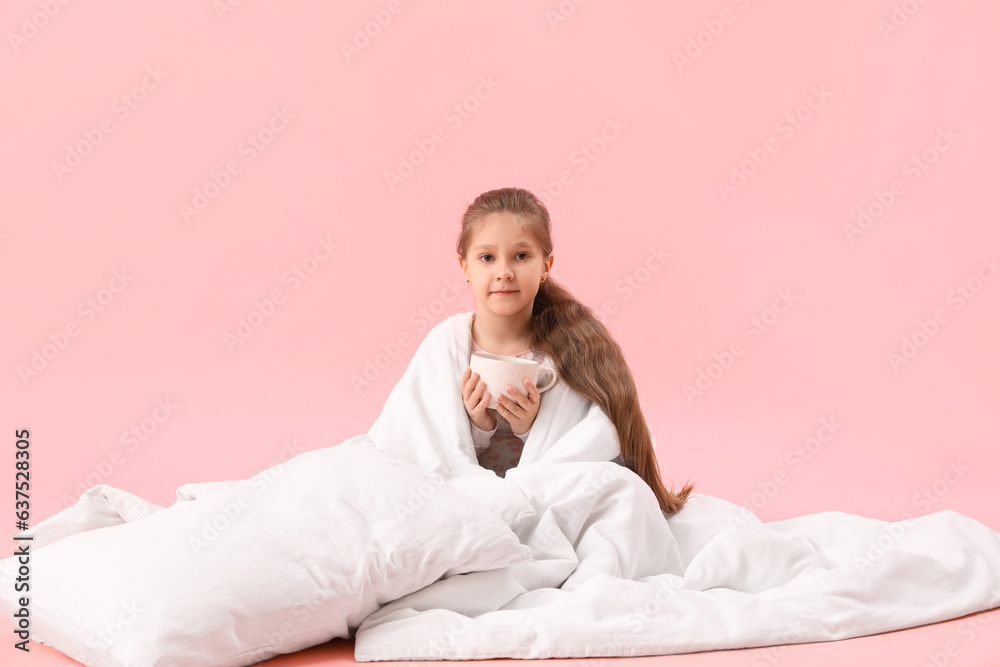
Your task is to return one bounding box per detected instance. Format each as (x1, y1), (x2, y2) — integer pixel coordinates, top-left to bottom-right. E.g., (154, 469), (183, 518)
(496, 377), (540, 437)
(461, 368), (496, 433)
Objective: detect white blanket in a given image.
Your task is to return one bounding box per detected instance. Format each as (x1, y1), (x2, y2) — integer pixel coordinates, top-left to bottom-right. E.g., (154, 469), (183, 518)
(7, 311), (1000, 663)
(350, 312), (1000, 659)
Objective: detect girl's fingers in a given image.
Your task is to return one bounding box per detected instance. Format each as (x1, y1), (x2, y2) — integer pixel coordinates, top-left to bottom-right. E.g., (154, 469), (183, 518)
(523, 378), (538, 401)
(499, 394), (520, 414)
(464, 372), (484, 400)
(474, 387), (488, 407)
(502, 385), (528, 408)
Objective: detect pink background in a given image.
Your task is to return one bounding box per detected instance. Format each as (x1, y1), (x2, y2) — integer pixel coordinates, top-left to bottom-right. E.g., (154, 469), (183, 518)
(3, 1), (998, 664)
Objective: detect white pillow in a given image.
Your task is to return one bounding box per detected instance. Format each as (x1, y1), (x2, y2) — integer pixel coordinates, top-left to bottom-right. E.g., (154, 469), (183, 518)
(0, 442), (531, 666)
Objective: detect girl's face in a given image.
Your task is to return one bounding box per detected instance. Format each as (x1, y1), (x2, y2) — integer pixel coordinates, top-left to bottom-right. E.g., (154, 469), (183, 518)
(460, 212), (553, 318)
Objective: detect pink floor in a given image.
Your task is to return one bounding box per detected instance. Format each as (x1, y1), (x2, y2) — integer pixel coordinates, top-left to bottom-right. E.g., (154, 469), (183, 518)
(8, 608), (1000, 666)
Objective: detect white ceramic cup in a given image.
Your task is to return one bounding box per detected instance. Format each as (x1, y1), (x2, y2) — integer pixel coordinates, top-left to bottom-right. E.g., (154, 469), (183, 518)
(470, 352), (559, 410)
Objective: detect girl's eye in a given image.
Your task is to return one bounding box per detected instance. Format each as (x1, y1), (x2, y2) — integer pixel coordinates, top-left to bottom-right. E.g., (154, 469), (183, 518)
(478, 252), (529, 262)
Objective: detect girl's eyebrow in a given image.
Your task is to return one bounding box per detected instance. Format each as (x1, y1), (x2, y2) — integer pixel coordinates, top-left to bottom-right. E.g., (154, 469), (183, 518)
(474, 242), (533, 251)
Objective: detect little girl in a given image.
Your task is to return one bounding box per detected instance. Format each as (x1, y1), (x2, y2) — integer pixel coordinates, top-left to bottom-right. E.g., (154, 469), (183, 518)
(456, 187), (693, 513)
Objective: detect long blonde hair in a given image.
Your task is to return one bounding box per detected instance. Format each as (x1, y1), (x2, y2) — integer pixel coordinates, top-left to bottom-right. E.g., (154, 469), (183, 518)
(456, 187), (693, 513)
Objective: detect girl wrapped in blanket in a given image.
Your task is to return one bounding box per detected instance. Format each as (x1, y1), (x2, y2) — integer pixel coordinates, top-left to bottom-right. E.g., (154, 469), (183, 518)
(456, 186), (693, 513)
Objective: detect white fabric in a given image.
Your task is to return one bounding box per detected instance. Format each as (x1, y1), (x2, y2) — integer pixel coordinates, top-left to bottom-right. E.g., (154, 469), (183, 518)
(365, 312), (622, 470)
(359, 311), (624, 531)
(0, 443), (530, 666)
(2, 310), (999, 665)
(351, 312), (1000, 660)
(356, 491), (1000, 660)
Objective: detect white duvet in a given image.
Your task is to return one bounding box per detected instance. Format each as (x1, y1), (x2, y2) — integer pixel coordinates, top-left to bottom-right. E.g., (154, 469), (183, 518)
(353, 311), (1000, 659)
(3, 311), (999, 664)
(357, 478), (1000, 660)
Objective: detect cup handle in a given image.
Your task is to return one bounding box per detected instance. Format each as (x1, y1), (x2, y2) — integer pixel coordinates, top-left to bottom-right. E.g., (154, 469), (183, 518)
(535, 366), (558, 393)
